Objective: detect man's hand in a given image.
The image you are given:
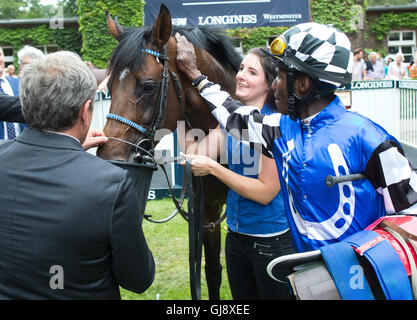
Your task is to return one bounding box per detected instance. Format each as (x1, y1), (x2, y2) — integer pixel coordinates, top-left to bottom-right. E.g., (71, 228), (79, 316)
(175, 33), (202, 81)
(82, 128), (108, 150)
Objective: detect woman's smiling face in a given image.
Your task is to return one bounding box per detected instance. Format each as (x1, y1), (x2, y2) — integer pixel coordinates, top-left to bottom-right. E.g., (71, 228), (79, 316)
(235, 53), (269, 107)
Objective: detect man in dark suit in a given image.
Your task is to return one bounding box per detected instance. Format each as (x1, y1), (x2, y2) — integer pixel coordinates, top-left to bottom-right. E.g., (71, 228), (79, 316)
(0, 48), (26, 140)
(0, 95), (24, 123)
(0, 51), (155, 299)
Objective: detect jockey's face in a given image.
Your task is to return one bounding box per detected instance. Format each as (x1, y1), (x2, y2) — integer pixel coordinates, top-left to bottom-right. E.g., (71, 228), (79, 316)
(272, 69), (289, 115)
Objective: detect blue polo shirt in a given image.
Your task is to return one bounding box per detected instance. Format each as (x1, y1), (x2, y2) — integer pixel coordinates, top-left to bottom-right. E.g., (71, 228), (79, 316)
(225, 104), (288, 235)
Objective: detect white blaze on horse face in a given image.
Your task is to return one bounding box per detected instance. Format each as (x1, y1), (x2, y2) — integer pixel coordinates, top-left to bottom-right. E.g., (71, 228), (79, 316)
(283, 142), (355, 241)
(119, 68), (130, 81)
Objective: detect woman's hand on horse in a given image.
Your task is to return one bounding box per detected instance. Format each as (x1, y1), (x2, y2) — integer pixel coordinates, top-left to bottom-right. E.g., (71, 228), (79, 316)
(175, 33), (202, 81)
(181, 154), (217, 177)
(82, 128), (108, 151)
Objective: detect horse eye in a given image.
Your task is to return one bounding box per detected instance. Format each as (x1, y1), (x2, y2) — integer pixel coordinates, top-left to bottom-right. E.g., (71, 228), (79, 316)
(142, 83), (156, 94)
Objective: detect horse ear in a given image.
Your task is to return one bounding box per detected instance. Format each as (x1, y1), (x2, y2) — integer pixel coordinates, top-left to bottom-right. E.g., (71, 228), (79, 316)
(106, 11), (124, 42)
(152, 4), (172, 48)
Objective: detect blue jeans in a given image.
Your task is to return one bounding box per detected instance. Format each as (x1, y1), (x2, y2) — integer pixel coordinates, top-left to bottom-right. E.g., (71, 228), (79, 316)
(225, 228), (295, 300)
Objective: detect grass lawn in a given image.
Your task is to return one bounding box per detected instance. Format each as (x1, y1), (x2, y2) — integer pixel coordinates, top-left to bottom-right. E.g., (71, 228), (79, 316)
(120, 198), (232, 300)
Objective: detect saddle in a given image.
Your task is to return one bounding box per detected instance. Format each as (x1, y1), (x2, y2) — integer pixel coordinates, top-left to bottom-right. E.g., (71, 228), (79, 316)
(267, 215), (417, 300)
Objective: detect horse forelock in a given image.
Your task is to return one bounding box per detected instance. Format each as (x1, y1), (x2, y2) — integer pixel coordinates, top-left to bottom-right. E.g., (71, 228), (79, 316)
(108, 26), (151, 80)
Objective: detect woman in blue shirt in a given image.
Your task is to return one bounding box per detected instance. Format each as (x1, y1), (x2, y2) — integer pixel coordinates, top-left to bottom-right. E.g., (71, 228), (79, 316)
(181, 48), (294, 300)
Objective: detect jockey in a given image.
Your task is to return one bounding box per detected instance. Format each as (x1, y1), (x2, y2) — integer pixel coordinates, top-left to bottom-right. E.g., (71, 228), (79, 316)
(175, 22), (417, 252)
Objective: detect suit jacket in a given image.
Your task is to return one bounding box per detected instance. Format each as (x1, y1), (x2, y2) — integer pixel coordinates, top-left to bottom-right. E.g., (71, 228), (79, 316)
(0, 95), (24, 123)
(0, 128), (155, 299)
(0, 76), (26, 139)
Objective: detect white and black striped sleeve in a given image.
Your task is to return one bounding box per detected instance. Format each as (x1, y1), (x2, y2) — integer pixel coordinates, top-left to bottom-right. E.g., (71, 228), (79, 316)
(365, 140), (417, 214)
(198, 82), (281, 158)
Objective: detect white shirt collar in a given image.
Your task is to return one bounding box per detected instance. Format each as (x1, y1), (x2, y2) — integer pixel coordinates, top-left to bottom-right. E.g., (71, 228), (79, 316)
(301, 112), (319, 125)
(0, 73), (14, 96)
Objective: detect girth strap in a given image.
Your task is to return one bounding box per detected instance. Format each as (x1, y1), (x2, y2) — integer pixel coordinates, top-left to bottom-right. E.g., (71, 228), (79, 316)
(320, 241), (374, 300)
(345, 230), (413, 300)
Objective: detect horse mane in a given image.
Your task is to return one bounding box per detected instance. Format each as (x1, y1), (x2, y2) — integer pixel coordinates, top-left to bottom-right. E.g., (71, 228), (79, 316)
(108, 25), (242, 78)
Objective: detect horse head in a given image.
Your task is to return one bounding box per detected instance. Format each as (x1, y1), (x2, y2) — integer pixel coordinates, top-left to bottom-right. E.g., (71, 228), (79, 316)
(97, 4), (240, 162)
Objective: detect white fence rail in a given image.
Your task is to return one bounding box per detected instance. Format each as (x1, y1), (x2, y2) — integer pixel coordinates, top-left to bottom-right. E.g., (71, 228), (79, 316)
(338, 80), (417, 146)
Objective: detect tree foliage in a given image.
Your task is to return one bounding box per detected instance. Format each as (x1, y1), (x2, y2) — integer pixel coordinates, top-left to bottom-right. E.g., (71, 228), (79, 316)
(77, 0), (144, 68)
(0, 25), (81, 67)
(0, 0), (77, 19)
(370, 11), (417, 41)
(310, 0), (369, 34)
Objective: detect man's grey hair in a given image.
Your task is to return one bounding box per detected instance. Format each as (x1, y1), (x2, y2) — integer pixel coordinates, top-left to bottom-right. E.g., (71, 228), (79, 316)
(19, 51), (97, 131)
(17, 45), (45, 64)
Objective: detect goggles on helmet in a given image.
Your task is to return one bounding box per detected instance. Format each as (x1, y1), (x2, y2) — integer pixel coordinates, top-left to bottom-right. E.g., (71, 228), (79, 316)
(270, 36), (287, 57)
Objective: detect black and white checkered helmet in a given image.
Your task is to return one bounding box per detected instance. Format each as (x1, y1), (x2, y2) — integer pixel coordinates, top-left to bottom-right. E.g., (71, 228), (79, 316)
(272, 22), (353, 88)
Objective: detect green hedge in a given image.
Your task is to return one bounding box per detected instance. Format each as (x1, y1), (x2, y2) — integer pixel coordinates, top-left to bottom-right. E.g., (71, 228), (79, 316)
(0, 25), (81, 67)
(311, 0), (368, 34)
(370, 12), (417, 41)
(227, 27), (289, 53)
(229, 0), (368, 54)
(77, 0), (144, 69)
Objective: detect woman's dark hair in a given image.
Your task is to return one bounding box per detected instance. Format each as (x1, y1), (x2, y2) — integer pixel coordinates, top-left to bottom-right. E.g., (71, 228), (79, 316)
(247, 47), (278, 109)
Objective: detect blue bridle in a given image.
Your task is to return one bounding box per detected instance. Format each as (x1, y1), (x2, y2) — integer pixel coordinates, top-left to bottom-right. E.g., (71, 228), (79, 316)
(106, 113), (147, 134)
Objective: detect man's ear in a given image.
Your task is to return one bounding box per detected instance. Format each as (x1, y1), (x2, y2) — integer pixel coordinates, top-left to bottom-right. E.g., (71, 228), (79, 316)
(295, 75), (312, 95)
(80, 99), (92, 126)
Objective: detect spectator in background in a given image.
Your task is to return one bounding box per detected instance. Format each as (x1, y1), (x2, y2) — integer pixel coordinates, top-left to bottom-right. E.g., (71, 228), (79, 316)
(387, 52), (408, 80)
(409, 50), (417, 67)
(384, 56), (394, 78)
(365, 51), (385, 80)
(0, 47), (25, 141)
(409, 56), (417, 80)
(17, 45), (44, 76)
(6, 65), (17, 78)
(352, 48), (366, 81)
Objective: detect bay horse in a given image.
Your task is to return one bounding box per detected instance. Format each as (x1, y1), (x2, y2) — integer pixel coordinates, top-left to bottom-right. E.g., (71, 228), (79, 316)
(96, 5), (242, 300)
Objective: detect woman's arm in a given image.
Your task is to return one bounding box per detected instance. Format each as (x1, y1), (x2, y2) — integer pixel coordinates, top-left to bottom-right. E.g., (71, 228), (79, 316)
(184, 153), (280, 205)
(187, 124), (226, 159)
(177, 123), (226, 160)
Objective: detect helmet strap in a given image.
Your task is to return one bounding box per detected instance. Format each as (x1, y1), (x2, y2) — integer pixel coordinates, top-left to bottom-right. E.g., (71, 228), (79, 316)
(286, 71), (298, 121)
(286, 71), (334, 121)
